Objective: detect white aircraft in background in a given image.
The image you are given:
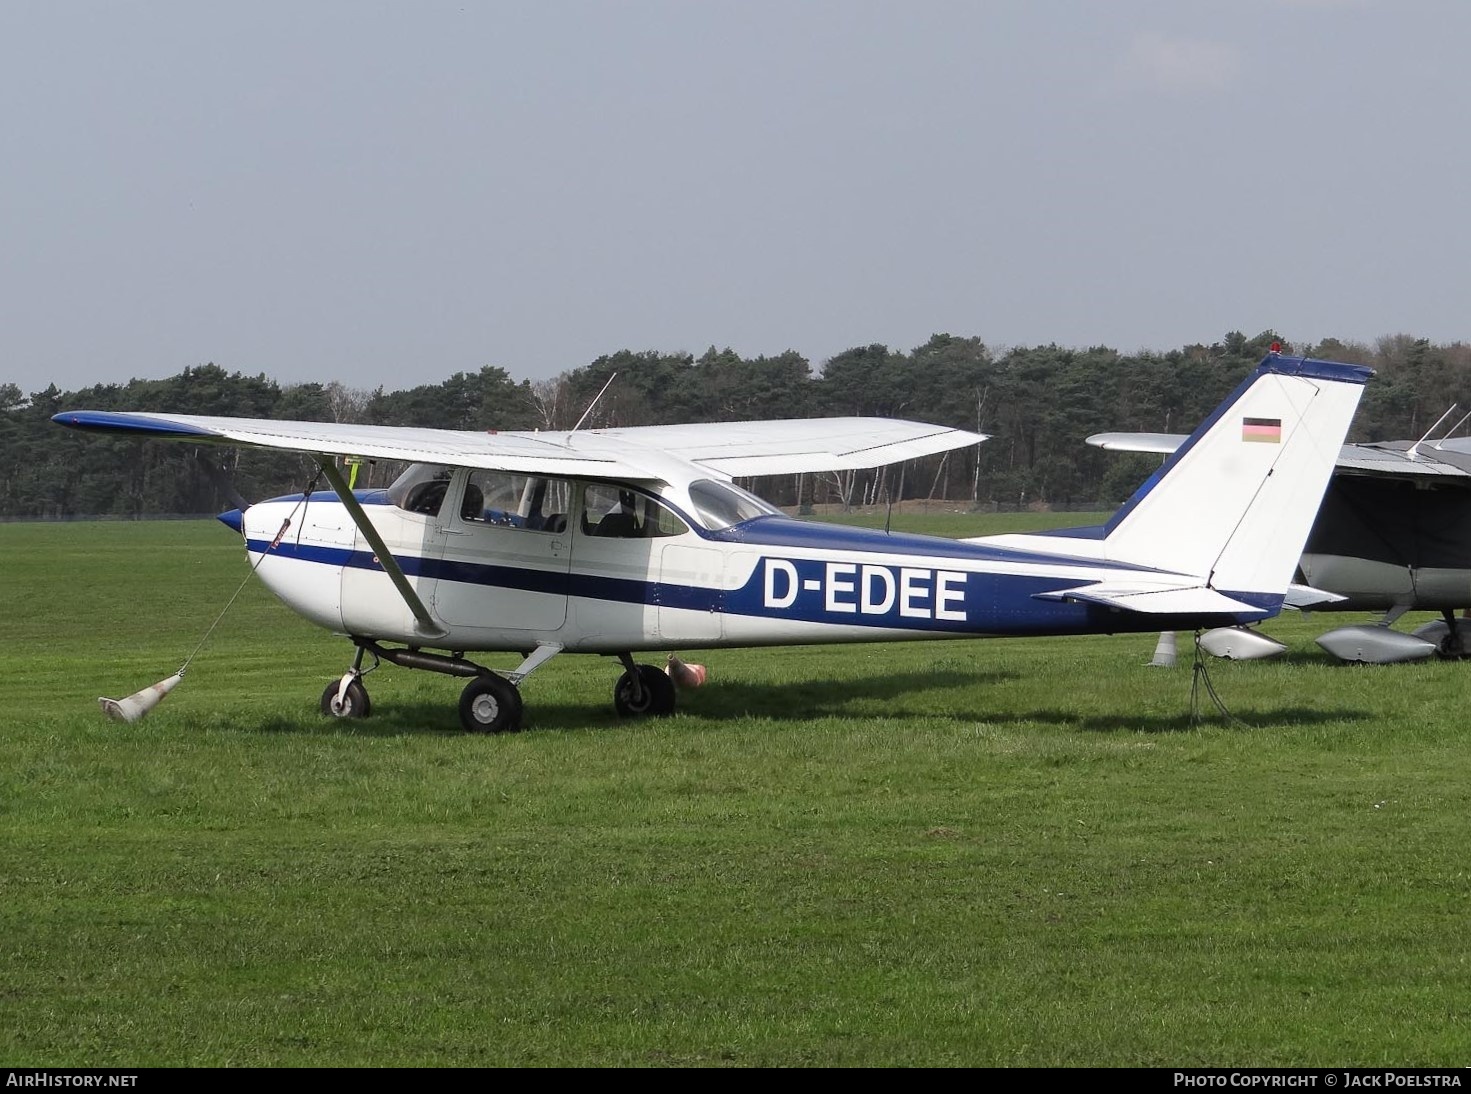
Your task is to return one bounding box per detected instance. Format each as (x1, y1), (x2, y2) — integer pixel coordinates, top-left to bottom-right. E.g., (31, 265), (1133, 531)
(55, 352), (1370, 731)
(1090, 411), (1471, 663)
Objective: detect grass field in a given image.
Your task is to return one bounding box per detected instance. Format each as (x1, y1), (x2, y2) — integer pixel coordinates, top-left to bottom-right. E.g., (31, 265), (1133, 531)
(2, 516), (1469, 1066)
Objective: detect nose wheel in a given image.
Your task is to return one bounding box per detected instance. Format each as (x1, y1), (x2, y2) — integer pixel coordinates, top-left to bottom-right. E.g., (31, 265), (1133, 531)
(320, 676), (371, 718)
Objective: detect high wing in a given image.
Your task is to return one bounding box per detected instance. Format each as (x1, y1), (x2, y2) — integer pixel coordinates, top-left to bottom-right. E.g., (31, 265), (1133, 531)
(53, 410), (985, 479)
(1087, 431), (1471, 481)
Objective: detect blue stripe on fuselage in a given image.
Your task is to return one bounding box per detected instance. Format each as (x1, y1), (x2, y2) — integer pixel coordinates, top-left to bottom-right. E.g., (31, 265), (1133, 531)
(709, 515), (1149, 571)
(259, 489), (392, 506)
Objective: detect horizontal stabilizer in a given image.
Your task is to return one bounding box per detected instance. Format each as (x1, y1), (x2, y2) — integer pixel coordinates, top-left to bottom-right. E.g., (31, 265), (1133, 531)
(1283, 583), (1348, 608)
(1085, 431), (1188, 454)
(1032, 582), (1262, 616)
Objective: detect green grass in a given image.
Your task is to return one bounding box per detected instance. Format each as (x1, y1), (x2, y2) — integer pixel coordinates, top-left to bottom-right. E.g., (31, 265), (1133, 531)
(2, 519), (1469, 1066)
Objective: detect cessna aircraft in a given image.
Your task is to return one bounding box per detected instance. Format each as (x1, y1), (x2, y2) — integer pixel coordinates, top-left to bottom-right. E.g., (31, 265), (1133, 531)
(1089, 421), (1471, 663)
(54, 352), (1369, 731)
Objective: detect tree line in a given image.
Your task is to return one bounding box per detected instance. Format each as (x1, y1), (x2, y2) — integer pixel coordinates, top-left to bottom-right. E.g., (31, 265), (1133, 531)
(5, 330), (1470, 519)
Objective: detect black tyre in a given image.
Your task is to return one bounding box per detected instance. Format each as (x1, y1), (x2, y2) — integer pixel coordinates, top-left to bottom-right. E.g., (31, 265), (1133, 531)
(459, 674), (523, 734)
(321, 677), (371, 718)
(613, 664), (677, 718)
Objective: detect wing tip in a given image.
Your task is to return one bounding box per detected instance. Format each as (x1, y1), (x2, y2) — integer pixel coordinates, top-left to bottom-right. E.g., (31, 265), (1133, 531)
(52, 411), (221, 439)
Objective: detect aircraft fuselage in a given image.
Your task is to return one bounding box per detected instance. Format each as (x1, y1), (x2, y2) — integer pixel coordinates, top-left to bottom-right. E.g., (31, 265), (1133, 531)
(231, 475), (1267, 656)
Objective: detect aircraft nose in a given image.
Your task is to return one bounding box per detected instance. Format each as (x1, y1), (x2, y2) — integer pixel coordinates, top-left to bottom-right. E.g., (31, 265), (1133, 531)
(217, 508), (244, 534)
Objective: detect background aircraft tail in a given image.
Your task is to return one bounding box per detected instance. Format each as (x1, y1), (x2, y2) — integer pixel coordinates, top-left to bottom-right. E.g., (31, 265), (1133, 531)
(1099, 354), (1371, 598)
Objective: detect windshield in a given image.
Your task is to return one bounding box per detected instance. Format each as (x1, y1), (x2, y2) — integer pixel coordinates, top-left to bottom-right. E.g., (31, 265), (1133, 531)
(687, 478), (779, 530)
(387, 463), (453, 515)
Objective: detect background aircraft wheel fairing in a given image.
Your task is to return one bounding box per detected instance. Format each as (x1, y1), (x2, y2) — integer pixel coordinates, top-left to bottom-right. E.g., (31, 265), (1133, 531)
(614, 664), (676, 718)
(1197, 627), (1288, 661)
(1314, 624), (1437, 664)
(321, 677), (371, 718)
(1412, 617), (1471, 660)
(459, 675), (523, 734)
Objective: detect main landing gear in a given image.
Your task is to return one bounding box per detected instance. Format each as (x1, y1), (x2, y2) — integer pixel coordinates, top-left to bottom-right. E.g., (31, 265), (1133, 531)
(1419, 609), (1471, 660)
(458, 674), (523, 734)
(318, 640), (680, 732)
(612, 654), (676, 718)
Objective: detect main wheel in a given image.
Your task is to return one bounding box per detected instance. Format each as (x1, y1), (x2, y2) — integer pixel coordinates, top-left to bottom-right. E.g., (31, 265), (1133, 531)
(459, 674), (523, 734)
(321, 677), (371, 718)
(613, 664), (676, 718)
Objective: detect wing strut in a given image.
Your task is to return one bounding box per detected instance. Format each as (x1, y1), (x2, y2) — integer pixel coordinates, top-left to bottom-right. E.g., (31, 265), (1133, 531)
(315, 457), (447, 639)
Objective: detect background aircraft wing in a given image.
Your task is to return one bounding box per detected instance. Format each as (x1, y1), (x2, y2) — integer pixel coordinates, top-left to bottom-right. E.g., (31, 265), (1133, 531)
(1332, 440), (1471, 480)
(54, 411), (984, 480)
(1088, 431), (1471, 481)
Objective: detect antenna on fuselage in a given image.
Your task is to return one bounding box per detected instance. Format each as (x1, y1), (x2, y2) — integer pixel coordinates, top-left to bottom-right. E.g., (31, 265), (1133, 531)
(883, 462), (907, 535)
(572, 372), (618, 432)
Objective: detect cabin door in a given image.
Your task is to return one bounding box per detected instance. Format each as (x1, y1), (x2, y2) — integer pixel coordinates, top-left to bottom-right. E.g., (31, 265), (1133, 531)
(432, 471), (573, 632)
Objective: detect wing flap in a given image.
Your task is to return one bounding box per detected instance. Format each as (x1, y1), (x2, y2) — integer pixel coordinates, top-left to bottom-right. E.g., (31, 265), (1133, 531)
(594, 418), (987, 477)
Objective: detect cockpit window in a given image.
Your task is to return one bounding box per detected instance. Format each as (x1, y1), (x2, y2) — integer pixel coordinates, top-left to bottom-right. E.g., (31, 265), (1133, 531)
(687, 478), (779, 530)
(387, 463), (452, 516)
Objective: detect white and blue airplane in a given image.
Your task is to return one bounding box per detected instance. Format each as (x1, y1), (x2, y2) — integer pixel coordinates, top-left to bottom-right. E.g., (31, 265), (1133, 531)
(54, 352), (1371, 732)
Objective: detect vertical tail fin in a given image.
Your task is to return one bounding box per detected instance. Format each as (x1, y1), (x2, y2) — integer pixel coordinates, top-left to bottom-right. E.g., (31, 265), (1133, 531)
(1101, 355), (1371, 597)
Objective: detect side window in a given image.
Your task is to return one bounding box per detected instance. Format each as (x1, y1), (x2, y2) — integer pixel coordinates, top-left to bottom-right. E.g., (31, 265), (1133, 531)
(581, 484), (688, 539)
(388, 464), (453, 517)
(460, 472), (572, 533)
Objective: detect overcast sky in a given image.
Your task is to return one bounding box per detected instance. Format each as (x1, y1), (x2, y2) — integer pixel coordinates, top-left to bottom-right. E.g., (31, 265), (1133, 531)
(3, 0), (1466, 395)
